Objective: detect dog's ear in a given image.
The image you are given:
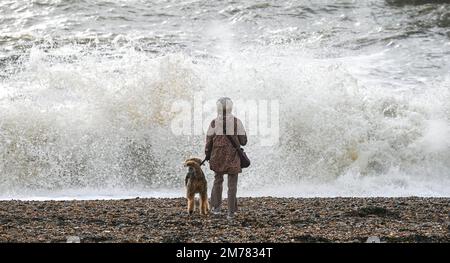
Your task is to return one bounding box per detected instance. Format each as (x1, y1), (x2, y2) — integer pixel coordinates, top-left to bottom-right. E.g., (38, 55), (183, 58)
(185, 157), (202, 165)
(184, 160), (199, 169)
(192, 158), (203, 165)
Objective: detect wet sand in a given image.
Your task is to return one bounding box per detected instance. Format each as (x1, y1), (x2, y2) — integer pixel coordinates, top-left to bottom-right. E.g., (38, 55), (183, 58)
(0, 197), (448, 243)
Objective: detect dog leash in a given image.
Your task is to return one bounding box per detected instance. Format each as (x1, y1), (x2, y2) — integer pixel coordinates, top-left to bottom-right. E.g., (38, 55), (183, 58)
(200, 158), (207, 166)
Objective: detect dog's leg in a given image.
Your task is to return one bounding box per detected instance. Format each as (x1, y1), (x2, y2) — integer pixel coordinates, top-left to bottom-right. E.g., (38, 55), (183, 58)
(187, 193), (195, 215)
(200, 192), (209, 215)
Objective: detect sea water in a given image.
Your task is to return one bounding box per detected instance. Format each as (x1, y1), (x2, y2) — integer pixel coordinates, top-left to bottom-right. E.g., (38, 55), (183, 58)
(0, 0), (449, 199)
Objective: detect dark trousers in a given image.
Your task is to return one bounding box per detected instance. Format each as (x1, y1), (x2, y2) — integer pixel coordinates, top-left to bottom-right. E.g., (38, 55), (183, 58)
(210, 173), (238, 214)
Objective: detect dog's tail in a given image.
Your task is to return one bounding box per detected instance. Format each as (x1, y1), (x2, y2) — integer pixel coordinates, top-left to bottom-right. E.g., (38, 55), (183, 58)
(185, 160), (203, 176)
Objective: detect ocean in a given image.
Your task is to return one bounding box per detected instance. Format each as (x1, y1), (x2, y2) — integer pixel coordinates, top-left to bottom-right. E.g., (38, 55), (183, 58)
(0, 0), (449, 199)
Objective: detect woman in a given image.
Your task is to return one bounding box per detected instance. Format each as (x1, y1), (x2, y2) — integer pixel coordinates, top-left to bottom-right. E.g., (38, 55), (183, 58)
(205, 97), (247, 219)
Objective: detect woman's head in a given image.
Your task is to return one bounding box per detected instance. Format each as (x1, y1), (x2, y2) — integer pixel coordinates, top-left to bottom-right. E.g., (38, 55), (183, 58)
(216, 97), (233, 116)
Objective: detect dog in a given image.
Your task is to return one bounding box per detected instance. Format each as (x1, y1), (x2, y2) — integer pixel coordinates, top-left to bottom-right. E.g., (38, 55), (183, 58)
(184, 157), (209, 215)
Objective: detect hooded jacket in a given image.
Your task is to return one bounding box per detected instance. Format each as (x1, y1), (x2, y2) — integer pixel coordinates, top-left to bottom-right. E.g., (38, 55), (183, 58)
(205, 98), (247, 174)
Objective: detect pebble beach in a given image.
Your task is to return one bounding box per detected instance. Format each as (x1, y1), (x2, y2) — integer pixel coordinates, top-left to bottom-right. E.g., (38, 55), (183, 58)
(0, 197), (448, 243)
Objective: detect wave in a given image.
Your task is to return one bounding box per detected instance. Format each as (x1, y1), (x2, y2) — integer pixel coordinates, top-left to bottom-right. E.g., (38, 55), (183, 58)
(0, 43), (449, 198)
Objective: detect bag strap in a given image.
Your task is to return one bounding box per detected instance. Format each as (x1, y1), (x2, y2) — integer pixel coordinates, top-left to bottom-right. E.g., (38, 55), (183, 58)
(226, 135), (239, 150)
(209, 118), (240, 152)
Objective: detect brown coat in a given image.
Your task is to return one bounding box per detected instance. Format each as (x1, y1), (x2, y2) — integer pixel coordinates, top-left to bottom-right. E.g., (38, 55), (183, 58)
(205, 114), (247, 174)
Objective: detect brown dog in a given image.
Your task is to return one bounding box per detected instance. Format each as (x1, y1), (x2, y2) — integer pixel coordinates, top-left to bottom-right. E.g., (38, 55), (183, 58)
(184, 157), (209, 215)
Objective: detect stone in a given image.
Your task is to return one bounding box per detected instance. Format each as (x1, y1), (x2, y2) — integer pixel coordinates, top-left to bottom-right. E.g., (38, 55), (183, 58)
(66, 236), (81, 243)
(366, 236), (381, 243)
